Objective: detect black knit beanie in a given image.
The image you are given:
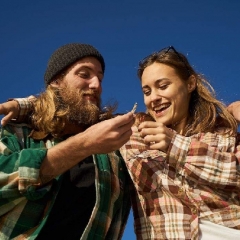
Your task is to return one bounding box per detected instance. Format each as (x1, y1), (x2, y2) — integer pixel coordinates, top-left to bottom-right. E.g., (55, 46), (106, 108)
(44, 43), (105, 85)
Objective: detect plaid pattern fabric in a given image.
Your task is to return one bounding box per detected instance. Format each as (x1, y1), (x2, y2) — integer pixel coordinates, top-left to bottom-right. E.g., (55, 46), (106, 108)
(0, 123), (131, 239)
(8, 98), (34, 123)
(120, 126), (240, 240)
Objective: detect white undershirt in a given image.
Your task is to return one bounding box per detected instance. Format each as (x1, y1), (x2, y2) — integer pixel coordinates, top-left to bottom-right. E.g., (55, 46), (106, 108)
(199, 220), (240, 240)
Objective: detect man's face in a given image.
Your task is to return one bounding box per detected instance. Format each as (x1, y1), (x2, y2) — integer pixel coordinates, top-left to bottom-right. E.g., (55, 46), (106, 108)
(51, 57), (104, 125)
(56, 56), (103, 103)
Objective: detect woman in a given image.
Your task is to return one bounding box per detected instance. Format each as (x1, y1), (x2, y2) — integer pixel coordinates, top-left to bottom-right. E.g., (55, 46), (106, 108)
(120, 46), (240, 239)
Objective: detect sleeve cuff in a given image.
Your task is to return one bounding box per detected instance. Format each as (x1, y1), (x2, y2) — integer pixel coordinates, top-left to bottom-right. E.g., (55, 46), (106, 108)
(8, 97), (33, 122)
(18, 148), (49, 200)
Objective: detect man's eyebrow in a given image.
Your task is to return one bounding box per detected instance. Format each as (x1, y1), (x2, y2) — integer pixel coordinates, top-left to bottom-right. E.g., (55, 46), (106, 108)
(76, 66), (103, 75)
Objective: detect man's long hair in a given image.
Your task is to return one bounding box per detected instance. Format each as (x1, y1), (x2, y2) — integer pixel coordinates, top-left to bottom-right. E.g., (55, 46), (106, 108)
(31, 85), (116, 138)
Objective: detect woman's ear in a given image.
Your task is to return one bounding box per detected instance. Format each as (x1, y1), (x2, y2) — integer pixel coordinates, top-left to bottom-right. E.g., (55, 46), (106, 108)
(187, 75), (197, 93)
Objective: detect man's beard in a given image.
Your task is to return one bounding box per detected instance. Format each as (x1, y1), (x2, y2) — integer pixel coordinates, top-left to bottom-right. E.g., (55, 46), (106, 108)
(58, 86), (102, 126)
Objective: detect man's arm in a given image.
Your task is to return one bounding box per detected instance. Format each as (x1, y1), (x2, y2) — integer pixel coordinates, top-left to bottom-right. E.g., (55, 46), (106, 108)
(39, 112), (135, 184)
(0, 112), (134, 190)
(0, 97), (135, 185)
(227, 101), (240, 124)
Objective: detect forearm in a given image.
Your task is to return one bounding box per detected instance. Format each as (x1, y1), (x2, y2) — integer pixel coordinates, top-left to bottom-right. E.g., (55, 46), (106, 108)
(39, 133), (91, 184)
(40, 112), (135, 184)
(169, 133), (240, 189)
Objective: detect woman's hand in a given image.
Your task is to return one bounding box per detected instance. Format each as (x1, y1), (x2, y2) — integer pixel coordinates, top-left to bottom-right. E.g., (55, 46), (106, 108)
(138, 121), (175, 152)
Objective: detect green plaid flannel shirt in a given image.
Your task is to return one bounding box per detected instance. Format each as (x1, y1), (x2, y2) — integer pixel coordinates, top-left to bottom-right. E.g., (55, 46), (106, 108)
(0, 123), (131, 240)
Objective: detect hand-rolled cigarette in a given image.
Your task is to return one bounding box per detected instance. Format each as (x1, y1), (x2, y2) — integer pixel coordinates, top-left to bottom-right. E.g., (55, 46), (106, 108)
(131, 103), (137, 113)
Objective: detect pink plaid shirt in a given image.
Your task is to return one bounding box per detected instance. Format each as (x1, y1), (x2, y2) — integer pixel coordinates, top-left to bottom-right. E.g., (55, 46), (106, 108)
(120, 126), (240, 240)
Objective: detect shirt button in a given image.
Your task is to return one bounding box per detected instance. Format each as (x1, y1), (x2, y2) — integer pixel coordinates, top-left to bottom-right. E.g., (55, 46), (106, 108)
(192, 208), (197, 214)
(178, 188), (184, 194)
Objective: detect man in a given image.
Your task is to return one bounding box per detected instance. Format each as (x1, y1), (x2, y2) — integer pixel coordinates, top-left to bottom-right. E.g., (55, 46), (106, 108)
(0, 43), (134, 239)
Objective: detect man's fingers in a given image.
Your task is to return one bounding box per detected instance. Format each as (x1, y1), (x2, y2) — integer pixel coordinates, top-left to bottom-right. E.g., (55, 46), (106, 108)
(113, 112), (134, 128)
(1, 113), (14, 126)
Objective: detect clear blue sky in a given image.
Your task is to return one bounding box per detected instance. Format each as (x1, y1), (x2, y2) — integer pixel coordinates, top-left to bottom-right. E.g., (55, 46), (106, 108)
(1, 1), (240, 239)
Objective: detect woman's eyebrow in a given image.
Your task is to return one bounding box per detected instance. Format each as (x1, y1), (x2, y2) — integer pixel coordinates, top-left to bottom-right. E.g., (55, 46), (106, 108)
(142, 78), (168, 89)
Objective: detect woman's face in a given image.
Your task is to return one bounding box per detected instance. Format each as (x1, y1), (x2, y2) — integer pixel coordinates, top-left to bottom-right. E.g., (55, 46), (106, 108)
(141, 62), (195, 131)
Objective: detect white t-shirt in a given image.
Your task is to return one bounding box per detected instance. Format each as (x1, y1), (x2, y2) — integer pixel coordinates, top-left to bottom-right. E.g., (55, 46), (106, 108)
(199, 220), (240, 240)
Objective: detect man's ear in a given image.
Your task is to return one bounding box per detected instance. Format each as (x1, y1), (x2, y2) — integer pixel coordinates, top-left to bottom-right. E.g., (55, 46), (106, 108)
(50, 79), (60, 87)
(187, 75), (197, 93)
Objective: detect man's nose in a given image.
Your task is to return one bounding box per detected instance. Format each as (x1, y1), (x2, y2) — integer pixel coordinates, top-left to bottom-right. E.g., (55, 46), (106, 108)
(89, 76), (101, 89)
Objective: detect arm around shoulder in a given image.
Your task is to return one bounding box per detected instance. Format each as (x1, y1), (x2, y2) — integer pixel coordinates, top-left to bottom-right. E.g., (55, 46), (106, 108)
(169, 132), (240, 189)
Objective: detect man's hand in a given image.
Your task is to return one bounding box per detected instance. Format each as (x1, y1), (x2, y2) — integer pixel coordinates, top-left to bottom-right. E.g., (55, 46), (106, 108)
(83, 111), (135, 154)
(0, 100), (19, 126)
(227, 101), (240, 124)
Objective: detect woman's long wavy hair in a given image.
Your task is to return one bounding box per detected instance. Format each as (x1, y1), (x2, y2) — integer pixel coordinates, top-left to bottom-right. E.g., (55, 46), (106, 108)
(137, 46), (237, 136)
(31, 85), (116, 138)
